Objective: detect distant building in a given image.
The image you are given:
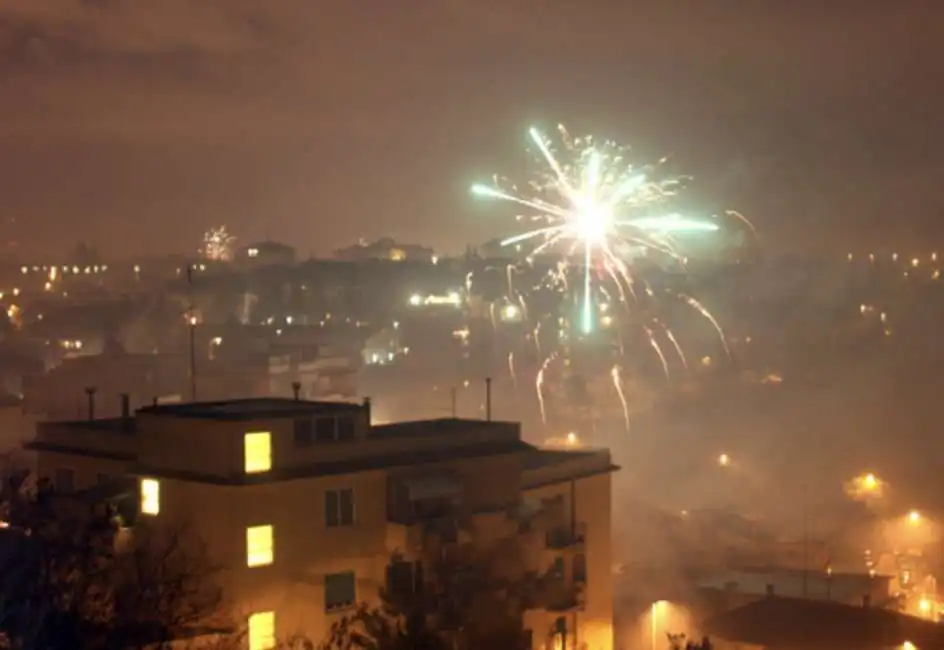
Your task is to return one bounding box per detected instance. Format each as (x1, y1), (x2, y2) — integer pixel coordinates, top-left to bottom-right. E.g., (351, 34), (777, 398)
(334, 237), (435, 263)
(22, 346), (354, 420)
(695, 566), (892, 608)
(235, 241), (296, 269)
(27, 398), (617, 650)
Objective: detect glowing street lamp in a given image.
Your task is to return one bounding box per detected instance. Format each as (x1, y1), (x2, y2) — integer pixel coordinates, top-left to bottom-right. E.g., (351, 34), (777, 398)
(717, 453), (730, 467)
(909, 510), (922, 526)
(845, 472), (885, 501)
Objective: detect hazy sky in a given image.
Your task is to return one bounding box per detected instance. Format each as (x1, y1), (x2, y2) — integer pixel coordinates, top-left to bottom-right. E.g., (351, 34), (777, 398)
(0, 1), (942, 257)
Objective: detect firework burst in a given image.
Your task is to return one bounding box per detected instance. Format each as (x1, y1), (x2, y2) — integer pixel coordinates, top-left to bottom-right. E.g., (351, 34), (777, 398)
(200, 225), (236, 261)
(472, 124), (745, 429)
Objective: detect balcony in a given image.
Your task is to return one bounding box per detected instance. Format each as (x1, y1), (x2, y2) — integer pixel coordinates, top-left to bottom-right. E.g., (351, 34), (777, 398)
(545, 524), (586, 550)
(525, 575), (585, 613)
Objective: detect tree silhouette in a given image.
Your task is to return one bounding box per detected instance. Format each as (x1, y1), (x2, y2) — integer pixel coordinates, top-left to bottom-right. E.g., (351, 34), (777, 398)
(0, 471), (227, 650)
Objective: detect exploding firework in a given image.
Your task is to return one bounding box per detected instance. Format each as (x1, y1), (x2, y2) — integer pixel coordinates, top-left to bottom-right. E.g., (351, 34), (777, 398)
(471, 124), (746, 430)
(201, 226), (236, 261)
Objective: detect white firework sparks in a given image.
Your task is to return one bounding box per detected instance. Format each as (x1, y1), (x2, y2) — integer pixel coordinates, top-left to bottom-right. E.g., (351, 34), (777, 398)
(201, 225), (236, 261)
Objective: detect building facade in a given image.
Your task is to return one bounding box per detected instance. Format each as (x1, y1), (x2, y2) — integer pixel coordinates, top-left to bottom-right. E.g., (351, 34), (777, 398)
(26, 398), (617, 650)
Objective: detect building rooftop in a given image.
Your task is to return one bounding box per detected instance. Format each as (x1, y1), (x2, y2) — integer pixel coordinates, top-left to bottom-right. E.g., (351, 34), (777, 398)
(137, 397), (363, 420)
(523, 448), (601, 470)
(368, 417), (518, 439)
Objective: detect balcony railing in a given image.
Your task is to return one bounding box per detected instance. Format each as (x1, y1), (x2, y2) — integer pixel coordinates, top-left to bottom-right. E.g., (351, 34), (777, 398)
(524, 575), (585, 613)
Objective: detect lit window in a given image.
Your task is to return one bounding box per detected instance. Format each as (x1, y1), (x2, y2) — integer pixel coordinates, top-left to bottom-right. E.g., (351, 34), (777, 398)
(244, 432), (272, 473)
(247, 525), (274, 567)
(140, 478), (160, 515)
(248, 611), (275, 650)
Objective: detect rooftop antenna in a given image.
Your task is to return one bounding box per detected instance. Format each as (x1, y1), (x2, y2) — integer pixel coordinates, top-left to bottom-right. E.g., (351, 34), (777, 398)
(186, 265), (197, 402)
(84, 386), (97, 421)
(485, 377), (492, 421)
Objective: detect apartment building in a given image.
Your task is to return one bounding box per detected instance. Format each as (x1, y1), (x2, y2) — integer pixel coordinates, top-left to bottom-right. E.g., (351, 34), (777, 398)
(26, 396), (617, 650)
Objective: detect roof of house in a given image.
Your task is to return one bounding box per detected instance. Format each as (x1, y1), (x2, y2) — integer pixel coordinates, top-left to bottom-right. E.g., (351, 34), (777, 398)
(368, 417), (519, 439)
(136, 397), (363, 420)
(703, 596), (944, 648)
(522, 448), (601, 470)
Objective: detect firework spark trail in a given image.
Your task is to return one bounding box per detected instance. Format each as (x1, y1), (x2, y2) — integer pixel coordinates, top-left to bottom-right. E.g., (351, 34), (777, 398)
(473, 125), (718, 336)
(662, 325), (689, 369)
(726, 210), (757, 234)
(508, 351), (517, 387)
(201, 225), (236, 261)
(505, 264), (516, 294)
(644, 327), (670, 378)
(610, 364), (631, 433)
(535, 354), (556, 425)
(680, 293), (730, 357)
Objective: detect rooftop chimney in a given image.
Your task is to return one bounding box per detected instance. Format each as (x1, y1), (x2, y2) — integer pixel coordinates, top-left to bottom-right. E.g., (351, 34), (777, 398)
(291, 381), (301, 400)
(362, 396), (372, 425)
(120, 393), (131, 426)
(485, 377), (492, 421)
(84, 386), (97, 422)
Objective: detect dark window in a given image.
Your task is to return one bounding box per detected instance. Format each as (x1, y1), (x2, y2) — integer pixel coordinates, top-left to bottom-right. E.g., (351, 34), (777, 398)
(573, 553), (587, 583)
(55, 468), (75, 493)
(324, 571), (356, 612)
(96, 473), (111, 486)
(550, 556), (565, 580)
(325, 488), (355, 527)
(293, 419), (313, 448)
(314, 417), (336, 442)
(335, 416), (356, 441)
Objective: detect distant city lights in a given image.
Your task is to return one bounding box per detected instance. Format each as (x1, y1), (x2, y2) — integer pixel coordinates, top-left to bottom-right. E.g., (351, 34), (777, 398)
(408, 291), (462, 307)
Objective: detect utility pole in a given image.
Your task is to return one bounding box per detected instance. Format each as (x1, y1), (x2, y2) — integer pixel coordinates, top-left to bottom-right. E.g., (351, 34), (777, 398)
(187, 265), (197, 402)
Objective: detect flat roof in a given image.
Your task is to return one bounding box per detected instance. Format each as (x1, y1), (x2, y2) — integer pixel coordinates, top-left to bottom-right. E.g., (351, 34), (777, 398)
(368, 417), (518, 439)
(137, 397), (363, 420)
(523, 448), (601, 470)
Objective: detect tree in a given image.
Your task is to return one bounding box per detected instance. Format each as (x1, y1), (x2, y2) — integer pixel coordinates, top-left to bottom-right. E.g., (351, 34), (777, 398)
(0, 471), (227, 650)
(320, 602), (446, 650)
(323, 526), (556, 650)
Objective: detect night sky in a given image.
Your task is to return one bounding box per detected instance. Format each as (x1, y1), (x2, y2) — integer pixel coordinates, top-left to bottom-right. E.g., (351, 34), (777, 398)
(0, 1), (942, 257)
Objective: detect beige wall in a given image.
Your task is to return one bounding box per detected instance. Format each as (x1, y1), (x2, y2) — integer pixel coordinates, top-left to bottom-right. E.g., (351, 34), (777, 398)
(30, 413), (615, 650)
(148, 449), (526, 643)
(523, 471), (614, 650)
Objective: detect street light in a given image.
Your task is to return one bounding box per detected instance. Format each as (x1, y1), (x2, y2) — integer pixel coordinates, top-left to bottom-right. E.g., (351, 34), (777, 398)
(650, 600), (666, 650)
(717, 453), (730, 467)
(909, 510), (922, 525)
(845, 472), (885, 501)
